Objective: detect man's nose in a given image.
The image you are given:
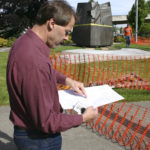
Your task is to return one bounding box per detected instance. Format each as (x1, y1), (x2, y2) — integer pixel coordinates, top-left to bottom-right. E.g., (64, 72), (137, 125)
(64, 35), (69, 41)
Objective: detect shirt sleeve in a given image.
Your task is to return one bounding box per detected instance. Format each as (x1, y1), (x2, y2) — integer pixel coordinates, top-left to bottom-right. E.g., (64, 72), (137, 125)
(53, 69), (67, 85)
(22, 66), (82, 134)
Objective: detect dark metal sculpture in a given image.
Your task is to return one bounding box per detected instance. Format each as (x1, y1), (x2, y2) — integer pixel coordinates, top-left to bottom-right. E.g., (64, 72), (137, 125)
(72, 2), (113, 47)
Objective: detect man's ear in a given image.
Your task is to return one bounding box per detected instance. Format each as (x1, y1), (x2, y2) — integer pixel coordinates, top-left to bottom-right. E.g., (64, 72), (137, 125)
(47, 18), (55, 31)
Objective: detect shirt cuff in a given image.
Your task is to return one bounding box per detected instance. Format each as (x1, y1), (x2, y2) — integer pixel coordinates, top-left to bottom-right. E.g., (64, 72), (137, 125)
(55, 70), (67, 85)
(72, 114), (83, 127)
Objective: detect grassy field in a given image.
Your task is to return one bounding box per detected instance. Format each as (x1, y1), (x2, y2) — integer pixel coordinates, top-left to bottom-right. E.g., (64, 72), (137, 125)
(0, 52), (9, 105)
(0, 43), (150, 105)
(110, 43), (150, 52)
(51, 45), (86, 54)
(115, 88), (150, 102)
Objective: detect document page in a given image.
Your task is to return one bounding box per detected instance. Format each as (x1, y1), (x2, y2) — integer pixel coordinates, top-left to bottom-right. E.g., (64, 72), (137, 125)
(58, 84), (124, 114)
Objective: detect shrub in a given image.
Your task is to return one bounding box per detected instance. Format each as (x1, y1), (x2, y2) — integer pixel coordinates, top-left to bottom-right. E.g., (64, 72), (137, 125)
(114, 35), (126, 42)
(139, 23), (150, 37)
(0, 37), (8, 47)
(7, 37), (16, 47)
(0, 37), (16, 47)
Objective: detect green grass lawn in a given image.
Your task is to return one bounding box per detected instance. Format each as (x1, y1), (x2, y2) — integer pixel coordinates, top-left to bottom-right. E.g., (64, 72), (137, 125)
(109, 43), (150, 52)
(0, 43), (150, 105)
(114, 88), (150, 102)
(51, 45), (86, 54)
(0, 51), (9, 105)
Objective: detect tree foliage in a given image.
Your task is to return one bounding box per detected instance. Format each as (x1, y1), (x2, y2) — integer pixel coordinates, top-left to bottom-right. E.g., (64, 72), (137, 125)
(89, 0), (95, 2)
(128, 0), (148, 33)
(147, 0), (150, 13)
(0, 0), (48, 38)
(139, 23), (150, 36)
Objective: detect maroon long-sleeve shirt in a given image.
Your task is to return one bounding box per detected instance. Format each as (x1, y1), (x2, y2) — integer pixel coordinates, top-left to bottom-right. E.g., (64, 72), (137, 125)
(6, 29), (82, 134)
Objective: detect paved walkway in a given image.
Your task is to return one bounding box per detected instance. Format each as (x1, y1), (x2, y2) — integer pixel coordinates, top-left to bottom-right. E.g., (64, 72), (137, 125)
(0, 106), (125, 150)
(63, 48), (150, 57)
(1, 103), (150, 150)
(0, 47), (10, 52)
(61, 48), (150, 63)
(3, 47), (150, 62)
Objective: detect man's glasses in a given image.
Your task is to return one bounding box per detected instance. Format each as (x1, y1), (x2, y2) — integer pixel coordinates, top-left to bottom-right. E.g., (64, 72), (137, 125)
(65, 30), (71, 36)
(55, 23), (72, 36)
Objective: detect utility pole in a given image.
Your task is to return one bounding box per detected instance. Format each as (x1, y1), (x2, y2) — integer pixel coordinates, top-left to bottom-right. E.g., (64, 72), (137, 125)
(135, 0), (138, 43)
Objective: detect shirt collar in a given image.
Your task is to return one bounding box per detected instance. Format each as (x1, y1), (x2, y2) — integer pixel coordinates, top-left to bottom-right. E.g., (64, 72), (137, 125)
(26, 28), (50, 57)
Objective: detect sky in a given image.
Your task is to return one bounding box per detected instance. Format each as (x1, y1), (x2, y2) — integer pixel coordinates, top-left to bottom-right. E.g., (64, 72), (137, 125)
(68, 0), (146, 16)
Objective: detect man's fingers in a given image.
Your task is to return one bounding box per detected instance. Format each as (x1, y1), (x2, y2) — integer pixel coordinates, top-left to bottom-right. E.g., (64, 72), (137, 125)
(66, 78), (87, 97)
(74, 86), (87, 98)
(80, 87), (87, 98)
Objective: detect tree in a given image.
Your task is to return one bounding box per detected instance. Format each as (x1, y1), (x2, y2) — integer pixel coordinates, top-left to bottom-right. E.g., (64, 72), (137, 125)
(0, 0), (48, 38)
(139, 23), (150, 36)
(89, 0), (95, 2)
(120, 27), (123, 34)
(128, 0), (148, 33)
(113, 26), (117, 34)
(139, 0), (150, 37)
(147, 0), (150, 13)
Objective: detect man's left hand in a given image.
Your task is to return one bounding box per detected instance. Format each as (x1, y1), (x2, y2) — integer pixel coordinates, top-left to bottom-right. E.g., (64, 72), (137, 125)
(65, 78), (87, 98)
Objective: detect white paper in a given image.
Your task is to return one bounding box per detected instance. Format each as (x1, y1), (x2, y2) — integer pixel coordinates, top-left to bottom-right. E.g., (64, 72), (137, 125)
(58, 84), (124, 114)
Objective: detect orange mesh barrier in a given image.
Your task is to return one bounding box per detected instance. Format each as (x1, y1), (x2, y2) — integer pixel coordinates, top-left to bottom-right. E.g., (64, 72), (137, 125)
(52, 53), (150, 90)
(51, 53), (150, 149)
(131, 36), (150, 45)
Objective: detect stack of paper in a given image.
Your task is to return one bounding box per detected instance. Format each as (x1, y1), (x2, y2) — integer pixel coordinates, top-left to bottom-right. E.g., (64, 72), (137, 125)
(58, 84), (124, 114)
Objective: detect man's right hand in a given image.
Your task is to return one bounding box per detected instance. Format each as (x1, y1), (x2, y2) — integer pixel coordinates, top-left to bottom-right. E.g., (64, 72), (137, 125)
(82, 106), (98, 123)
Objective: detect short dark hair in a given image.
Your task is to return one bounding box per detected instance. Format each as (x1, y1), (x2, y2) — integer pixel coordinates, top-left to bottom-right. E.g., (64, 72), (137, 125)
(35, 0), (76, 26)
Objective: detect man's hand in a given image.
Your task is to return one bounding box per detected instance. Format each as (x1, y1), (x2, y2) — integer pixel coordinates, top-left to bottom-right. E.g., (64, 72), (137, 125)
(82, 106), (98, 123)
(65, 77), (87, 98)
(65, 78), (98, 122)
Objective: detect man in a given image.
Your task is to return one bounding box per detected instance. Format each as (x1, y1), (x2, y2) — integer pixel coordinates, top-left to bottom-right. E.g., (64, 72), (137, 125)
(124, 24), (133, 47)
(6, 1), (98, 150)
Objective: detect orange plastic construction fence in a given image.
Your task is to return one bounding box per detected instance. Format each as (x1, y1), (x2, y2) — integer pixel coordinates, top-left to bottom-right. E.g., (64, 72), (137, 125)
(131, 36), (150, 45)
(51, 53), (150, 91)
(51, 53), (150, 149)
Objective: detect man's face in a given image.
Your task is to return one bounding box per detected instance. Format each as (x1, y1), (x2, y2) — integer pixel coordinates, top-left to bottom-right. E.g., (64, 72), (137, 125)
(47, 16), (75, 48)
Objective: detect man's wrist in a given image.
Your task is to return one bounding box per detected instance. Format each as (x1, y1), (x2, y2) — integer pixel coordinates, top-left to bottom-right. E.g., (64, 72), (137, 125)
(65, 77), (73, 86)
(82, 114), (86, 123)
